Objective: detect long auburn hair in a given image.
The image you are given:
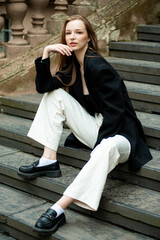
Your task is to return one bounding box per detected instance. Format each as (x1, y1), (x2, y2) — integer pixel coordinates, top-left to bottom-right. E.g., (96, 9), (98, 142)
(56, 15), (99, 87)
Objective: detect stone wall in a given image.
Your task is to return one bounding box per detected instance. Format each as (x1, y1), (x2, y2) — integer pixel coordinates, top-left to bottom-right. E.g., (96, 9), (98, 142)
(87, 0), (160, 55)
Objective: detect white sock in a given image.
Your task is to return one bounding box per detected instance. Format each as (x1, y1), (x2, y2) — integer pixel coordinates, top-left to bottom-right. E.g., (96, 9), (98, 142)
(37, 156), (57, 167)
(50, 203), (65, 218)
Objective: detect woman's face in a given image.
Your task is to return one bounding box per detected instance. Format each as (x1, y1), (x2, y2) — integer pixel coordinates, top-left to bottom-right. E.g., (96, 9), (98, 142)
(65, 19), (90, 53)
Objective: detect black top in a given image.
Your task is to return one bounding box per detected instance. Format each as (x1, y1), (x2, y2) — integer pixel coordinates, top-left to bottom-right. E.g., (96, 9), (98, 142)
(84, 94), (98, 116)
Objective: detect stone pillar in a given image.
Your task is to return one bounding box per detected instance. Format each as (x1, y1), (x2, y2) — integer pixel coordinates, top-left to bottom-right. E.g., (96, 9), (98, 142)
(0, 14), (5, 59)
(68, 0), (96, 16)
(46, 0), (68, 35)
(26, 0), (51, 47)
(5, 0), (30, 58)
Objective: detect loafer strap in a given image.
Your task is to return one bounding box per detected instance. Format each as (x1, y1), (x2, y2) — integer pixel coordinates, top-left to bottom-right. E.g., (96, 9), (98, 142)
(41, 213), (56, 221)
(31, 160), (39, 167)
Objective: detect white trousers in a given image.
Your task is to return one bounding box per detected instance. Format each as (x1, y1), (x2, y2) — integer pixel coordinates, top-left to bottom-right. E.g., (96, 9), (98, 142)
(28, 89), (131, 211)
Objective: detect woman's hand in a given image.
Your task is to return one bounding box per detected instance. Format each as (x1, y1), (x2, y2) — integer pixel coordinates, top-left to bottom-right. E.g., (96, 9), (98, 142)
(42, 44), (72, 59)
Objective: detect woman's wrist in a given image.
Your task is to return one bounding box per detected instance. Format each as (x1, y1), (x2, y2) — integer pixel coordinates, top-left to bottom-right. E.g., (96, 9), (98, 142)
(42, 46), (50, 60)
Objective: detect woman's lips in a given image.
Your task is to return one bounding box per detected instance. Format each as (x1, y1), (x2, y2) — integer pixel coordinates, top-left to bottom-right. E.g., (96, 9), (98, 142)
(70, 42), (77, 46)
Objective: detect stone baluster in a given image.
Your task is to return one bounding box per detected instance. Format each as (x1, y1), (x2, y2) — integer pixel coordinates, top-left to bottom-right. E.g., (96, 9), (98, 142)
(46, 0), (69, 35)
(27, 0), (51, 47)
(0, 14), (5, 59)
(67, 0), (76, 3)
(28, 0), (49, 35)
(68, 0), (93, 16)
(67, 0), (77, 16)
(54, 0), (68, 13)
(5, 0), (30, 58)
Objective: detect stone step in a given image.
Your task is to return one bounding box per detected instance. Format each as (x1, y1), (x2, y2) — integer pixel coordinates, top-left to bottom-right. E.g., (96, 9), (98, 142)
(138, 24), (160, 42)
(110, 147), (160, 192)
(109, 41), (160, 62)
(108, 57), (160, 85)
(1, 78), (160, 119)
(125, 81), (160, 113)
(0, 94), (41, 120)
(0, 107), (159, 150)
(0, 112), (160, 193)
(0, 148), (159, 239)
(0, 232), (16, 240)
(0, 184), (156, 240)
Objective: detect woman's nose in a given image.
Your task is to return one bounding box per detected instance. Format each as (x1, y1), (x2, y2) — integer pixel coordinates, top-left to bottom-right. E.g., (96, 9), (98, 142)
(70, 32), (76, 39)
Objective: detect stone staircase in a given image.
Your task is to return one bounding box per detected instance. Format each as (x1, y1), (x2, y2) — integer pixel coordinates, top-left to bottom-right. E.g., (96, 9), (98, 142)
(0, 24), (160, 240)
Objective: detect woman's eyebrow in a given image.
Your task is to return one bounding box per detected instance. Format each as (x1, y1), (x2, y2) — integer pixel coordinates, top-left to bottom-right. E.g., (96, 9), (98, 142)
(66, 28), (83, 31)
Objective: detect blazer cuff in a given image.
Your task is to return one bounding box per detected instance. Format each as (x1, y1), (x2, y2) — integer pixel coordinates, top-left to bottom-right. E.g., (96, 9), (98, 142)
(35, 56), (50, 64)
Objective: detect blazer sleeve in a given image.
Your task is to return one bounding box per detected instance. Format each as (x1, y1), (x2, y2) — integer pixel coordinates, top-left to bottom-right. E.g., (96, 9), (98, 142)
(88, 57), (125, 147)
(35, 57), (71, 93)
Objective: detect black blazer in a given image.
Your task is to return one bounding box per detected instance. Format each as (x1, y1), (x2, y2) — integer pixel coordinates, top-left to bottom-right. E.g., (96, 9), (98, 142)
(35, 48), (152, 171)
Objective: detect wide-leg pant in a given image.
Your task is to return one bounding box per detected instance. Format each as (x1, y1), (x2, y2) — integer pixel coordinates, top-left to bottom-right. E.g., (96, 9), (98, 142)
(28, 89), (131, 211)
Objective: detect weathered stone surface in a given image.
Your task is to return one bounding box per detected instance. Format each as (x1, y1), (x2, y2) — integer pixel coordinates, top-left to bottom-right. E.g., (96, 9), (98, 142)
(108, 57), (160, 85)
(8, 202), (155, 240)
(145, 149), (160, 172)
(0, 183), (46, 223)
(136, 112), (160, 136)
(0, 145), (18, 157)
(102, 183), (160, 226)
(0, 180), (155, 239)
(124, 80), (160, 113)
(0, 145), (158, 194)
(0, 34), (59, 97)
(1, 75), (160, 117)
(0, 149), (122, 192)
(47, 13), (68, 35)
(125, 81), (160, 100)
(115, 0), (160, 41)
(138, 24), (160, 34)
(118, 149), (160, 181)
(108, 57), (160, 75)
(110, 41), (160, 54)
(0, 146), (160, 234)
(68, 0), (97, 17)
(5, 45), (30, 59)
(0, 94), (42, 111)
(109, 41), (160, 62)
(0, 232), (16, 240)
(138, 24), (160, 42)
(0, 111), (159, 149)
(0, 94), (42, 119)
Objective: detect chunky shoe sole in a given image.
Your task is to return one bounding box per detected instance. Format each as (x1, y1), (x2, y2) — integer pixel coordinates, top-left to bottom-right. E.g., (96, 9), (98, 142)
(33, 215), (66, 235)
(17, 169), (62, 179)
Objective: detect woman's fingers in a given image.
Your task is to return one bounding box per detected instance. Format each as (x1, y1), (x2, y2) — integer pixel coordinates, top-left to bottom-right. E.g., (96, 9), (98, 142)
(56, 45), (72, 56)
(43, 44), (73, 57)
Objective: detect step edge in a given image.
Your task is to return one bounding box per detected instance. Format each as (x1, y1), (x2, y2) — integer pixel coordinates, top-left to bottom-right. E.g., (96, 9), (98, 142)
(0, 163), (160, 228)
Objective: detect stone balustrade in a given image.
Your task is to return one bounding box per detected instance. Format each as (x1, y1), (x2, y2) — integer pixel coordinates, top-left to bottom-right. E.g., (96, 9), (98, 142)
(0, 0), (76, 60)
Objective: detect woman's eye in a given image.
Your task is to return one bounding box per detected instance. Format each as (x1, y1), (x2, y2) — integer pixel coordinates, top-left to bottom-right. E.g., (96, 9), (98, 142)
(66, 32), (71, 35)
(77, 32), (82, 34)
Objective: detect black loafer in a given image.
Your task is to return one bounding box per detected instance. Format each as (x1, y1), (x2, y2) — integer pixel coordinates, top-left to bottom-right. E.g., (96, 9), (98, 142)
(33, 208), (66, 235)
(17, 160), (61, 179)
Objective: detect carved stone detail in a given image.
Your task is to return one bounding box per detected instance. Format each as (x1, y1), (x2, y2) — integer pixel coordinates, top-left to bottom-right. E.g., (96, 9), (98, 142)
(53, 0), (68, 14)
(46, 0), (69, 35)
(6, 0), (28, 45)
(67, 0), (76, 5)
(28, 0), (49, 35)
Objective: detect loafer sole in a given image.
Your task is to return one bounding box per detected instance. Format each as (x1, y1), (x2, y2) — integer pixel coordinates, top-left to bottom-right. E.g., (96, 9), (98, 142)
(33, 215), (66, 235)
(17, 169), (62, 179)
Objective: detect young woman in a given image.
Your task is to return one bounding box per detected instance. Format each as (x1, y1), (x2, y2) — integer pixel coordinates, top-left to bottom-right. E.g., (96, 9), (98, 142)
(18, 15), (152, 235)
